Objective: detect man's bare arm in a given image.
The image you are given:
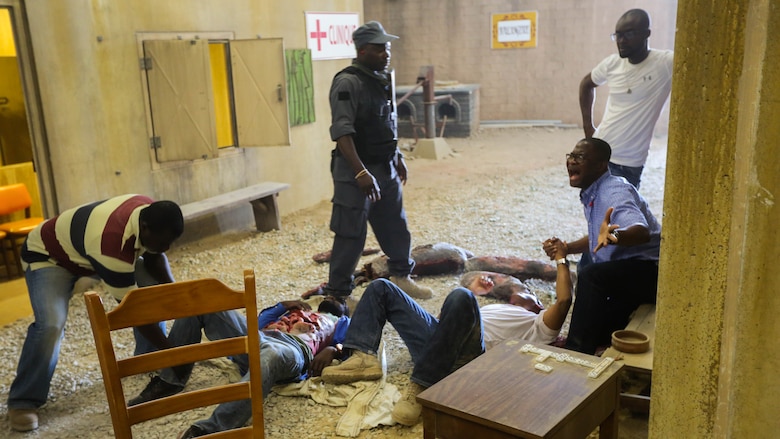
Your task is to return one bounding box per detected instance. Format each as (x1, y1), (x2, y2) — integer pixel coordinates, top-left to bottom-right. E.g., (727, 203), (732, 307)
(541, 240), (573, 331)
(141, 252), (175, 284)
(566, 236), (589, 255)
(579, 73), (598, 138)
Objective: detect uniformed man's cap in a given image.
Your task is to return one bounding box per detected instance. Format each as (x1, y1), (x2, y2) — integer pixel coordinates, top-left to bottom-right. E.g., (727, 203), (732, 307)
(353, 21), (398, 48)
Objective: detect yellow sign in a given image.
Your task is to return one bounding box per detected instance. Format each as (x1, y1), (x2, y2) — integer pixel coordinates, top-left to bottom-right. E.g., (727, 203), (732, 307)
(491, 11), (537, 49)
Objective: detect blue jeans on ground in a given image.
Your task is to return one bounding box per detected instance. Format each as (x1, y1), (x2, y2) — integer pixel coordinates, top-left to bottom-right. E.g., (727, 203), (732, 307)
(158, 311), (250, 386)
(7, 257), (167, 410)
(344, 278), (484, 388)
(609, 162), (644, 189)
(192, 330), (307, 433)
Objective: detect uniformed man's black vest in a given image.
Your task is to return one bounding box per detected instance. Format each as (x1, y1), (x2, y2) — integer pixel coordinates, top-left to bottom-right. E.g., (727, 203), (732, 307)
(337, 65), (397, 164)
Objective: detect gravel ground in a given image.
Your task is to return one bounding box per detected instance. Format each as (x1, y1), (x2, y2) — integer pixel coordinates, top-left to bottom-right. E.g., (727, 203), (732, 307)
(0, 127), (666, 438)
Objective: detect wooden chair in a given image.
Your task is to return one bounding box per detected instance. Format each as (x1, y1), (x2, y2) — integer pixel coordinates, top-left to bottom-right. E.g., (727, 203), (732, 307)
(0, 183), (44, 277)
(84, 269), (264, 438)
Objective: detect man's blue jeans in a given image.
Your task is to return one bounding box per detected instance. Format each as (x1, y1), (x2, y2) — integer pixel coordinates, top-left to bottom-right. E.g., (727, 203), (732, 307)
(190, 280), (485, 434)
(609, 162), (644, 189)
(192, 330), (307, 434)
(139, 309), (306, 434)
(7, 258), (167, 410)
(344, 278), (484, 388)
(158, 311), (250, 386)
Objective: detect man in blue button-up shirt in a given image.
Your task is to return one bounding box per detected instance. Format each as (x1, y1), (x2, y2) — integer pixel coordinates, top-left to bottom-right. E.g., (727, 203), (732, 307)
(543, 137), (660, 354)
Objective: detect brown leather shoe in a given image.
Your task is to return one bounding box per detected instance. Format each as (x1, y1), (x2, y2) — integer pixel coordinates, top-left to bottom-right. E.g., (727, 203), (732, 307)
(9, 408), (39, 432)
(391, 381), (426, 426)
(390, 275), (433, 299)
(321, 350), (383, 384)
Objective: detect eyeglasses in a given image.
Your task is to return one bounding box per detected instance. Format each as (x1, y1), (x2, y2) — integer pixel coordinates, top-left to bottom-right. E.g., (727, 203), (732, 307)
(610, 30), (638, 41)
(566, 153), (586, 163)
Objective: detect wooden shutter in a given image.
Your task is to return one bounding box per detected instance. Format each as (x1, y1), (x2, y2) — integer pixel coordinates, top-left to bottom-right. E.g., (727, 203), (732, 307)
(230, 38), (291, 147)
(143, 39), (218, 162)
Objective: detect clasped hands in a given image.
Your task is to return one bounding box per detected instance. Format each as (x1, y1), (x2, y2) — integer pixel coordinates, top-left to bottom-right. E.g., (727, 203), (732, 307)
(542, 237), (568, 260)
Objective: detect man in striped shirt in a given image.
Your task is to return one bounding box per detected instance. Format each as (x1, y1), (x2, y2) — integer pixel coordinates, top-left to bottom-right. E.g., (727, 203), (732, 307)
(7, 194), (184, 432)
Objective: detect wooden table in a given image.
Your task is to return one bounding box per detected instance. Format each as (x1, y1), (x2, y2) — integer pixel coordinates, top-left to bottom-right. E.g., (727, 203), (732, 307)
(416, 339), (623, 439)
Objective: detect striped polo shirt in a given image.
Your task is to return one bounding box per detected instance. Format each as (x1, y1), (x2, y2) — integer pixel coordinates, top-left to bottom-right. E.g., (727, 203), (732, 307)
(21, 194), (153, 299)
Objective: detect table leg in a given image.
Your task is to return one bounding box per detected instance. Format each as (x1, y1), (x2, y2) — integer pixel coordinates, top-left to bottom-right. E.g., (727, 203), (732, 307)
(599, 378), (621, 439)
(422, 407), (436, 439)
(598, 409), (618, 439)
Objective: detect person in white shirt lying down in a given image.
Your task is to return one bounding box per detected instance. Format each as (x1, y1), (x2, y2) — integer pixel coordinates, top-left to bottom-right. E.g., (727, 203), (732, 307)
(320, 239), (573, 426)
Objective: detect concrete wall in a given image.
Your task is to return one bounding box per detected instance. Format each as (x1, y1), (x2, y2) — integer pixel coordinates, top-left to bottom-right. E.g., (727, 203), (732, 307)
(651, 0), (780, 437)
(23, 0), (362, 221)
(364, 1), (677, 128)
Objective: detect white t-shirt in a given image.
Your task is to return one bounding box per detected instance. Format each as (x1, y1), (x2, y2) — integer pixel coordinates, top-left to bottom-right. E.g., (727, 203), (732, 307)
(591, 49), (674, 167)
(480, 304), (559, 350)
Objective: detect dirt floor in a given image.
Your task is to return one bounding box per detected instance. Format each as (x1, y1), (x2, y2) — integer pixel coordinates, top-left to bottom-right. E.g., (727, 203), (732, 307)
(0, 126), (664, 438)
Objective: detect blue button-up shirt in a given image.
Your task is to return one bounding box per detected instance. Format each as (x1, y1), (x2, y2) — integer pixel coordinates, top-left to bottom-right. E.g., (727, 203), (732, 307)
(580, 172), (661, 264)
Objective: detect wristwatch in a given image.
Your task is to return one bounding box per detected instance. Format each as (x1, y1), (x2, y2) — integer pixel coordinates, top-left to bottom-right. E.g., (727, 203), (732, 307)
(610, 229), (620, 244)
(556, 258), (567, 266)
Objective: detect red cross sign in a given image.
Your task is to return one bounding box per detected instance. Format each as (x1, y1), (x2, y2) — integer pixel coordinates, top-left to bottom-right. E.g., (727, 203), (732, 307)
(305, 12), (359, 60)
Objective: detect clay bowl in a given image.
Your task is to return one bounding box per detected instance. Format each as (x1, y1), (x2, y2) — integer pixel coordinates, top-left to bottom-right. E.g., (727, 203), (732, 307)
(611, 330), (650, 354)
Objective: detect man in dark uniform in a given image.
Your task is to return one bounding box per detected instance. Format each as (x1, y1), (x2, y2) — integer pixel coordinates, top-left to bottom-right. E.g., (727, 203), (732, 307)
(325, 21), (433, 300)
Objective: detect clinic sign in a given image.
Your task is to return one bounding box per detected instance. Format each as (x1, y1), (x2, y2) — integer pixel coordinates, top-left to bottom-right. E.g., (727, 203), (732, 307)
(305, 12), (360, 60)
(491, 11), (538, 49)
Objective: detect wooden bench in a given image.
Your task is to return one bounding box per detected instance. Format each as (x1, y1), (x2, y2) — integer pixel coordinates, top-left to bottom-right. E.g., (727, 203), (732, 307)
(179, 182), (290, 233)
(602, 303), (656, 412)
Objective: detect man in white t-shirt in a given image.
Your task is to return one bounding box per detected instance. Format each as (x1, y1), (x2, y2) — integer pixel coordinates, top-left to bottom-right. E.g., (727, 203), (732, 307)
(469, 242), (573, 349)
(320, 239), (573, 426)
(579, 8), (674, 189)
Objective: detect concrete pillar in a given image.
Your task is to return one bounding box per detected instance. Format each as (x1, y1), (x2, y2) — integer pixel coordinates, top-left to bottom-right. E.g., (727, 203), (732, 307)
(651, 1), (780, 437)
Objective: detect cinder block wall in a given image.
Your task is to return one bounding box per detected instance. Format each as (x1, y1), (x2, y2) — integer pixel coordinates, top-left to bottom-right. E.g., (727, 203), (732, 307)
(366, 1), (677, 128)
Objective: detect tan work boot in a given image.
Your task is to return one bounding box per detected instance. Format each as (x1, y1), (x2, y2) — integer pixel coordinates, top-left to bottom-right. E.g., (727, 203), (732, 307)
(9, 408), (39, 432)
(321, 350), (383, 384)
(390, 275), (433, 299)
(391, 381), (427, 426)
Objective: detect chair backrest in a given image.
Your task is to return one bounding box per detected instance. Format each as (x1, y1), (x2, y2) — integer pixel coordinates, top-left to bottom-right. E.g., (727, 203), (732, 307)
(0, 183), (33, 217)
(84, 269), (264, 439)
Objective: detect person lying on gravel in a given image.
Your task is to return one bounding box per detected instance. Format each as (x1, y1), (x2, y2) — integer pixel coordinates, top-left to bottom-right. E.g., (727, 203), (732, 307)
(460, 270), (542, 302)
(320, 239), (572, 426)
(127, 296), (350, 438)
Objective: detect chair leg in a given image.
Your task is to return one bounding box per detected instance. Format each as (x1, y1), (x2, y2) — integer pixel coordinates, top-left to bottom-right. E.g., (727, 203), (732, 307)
(3, 235), (23, 279)
(0, 238), (10, 280)
(9, 236), (23, 278)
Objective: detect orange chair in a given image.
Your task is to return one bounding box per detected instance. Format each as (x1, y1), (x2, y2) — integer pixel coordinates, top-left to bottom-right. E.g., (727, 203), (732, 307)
(0, 183), (44, 277)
